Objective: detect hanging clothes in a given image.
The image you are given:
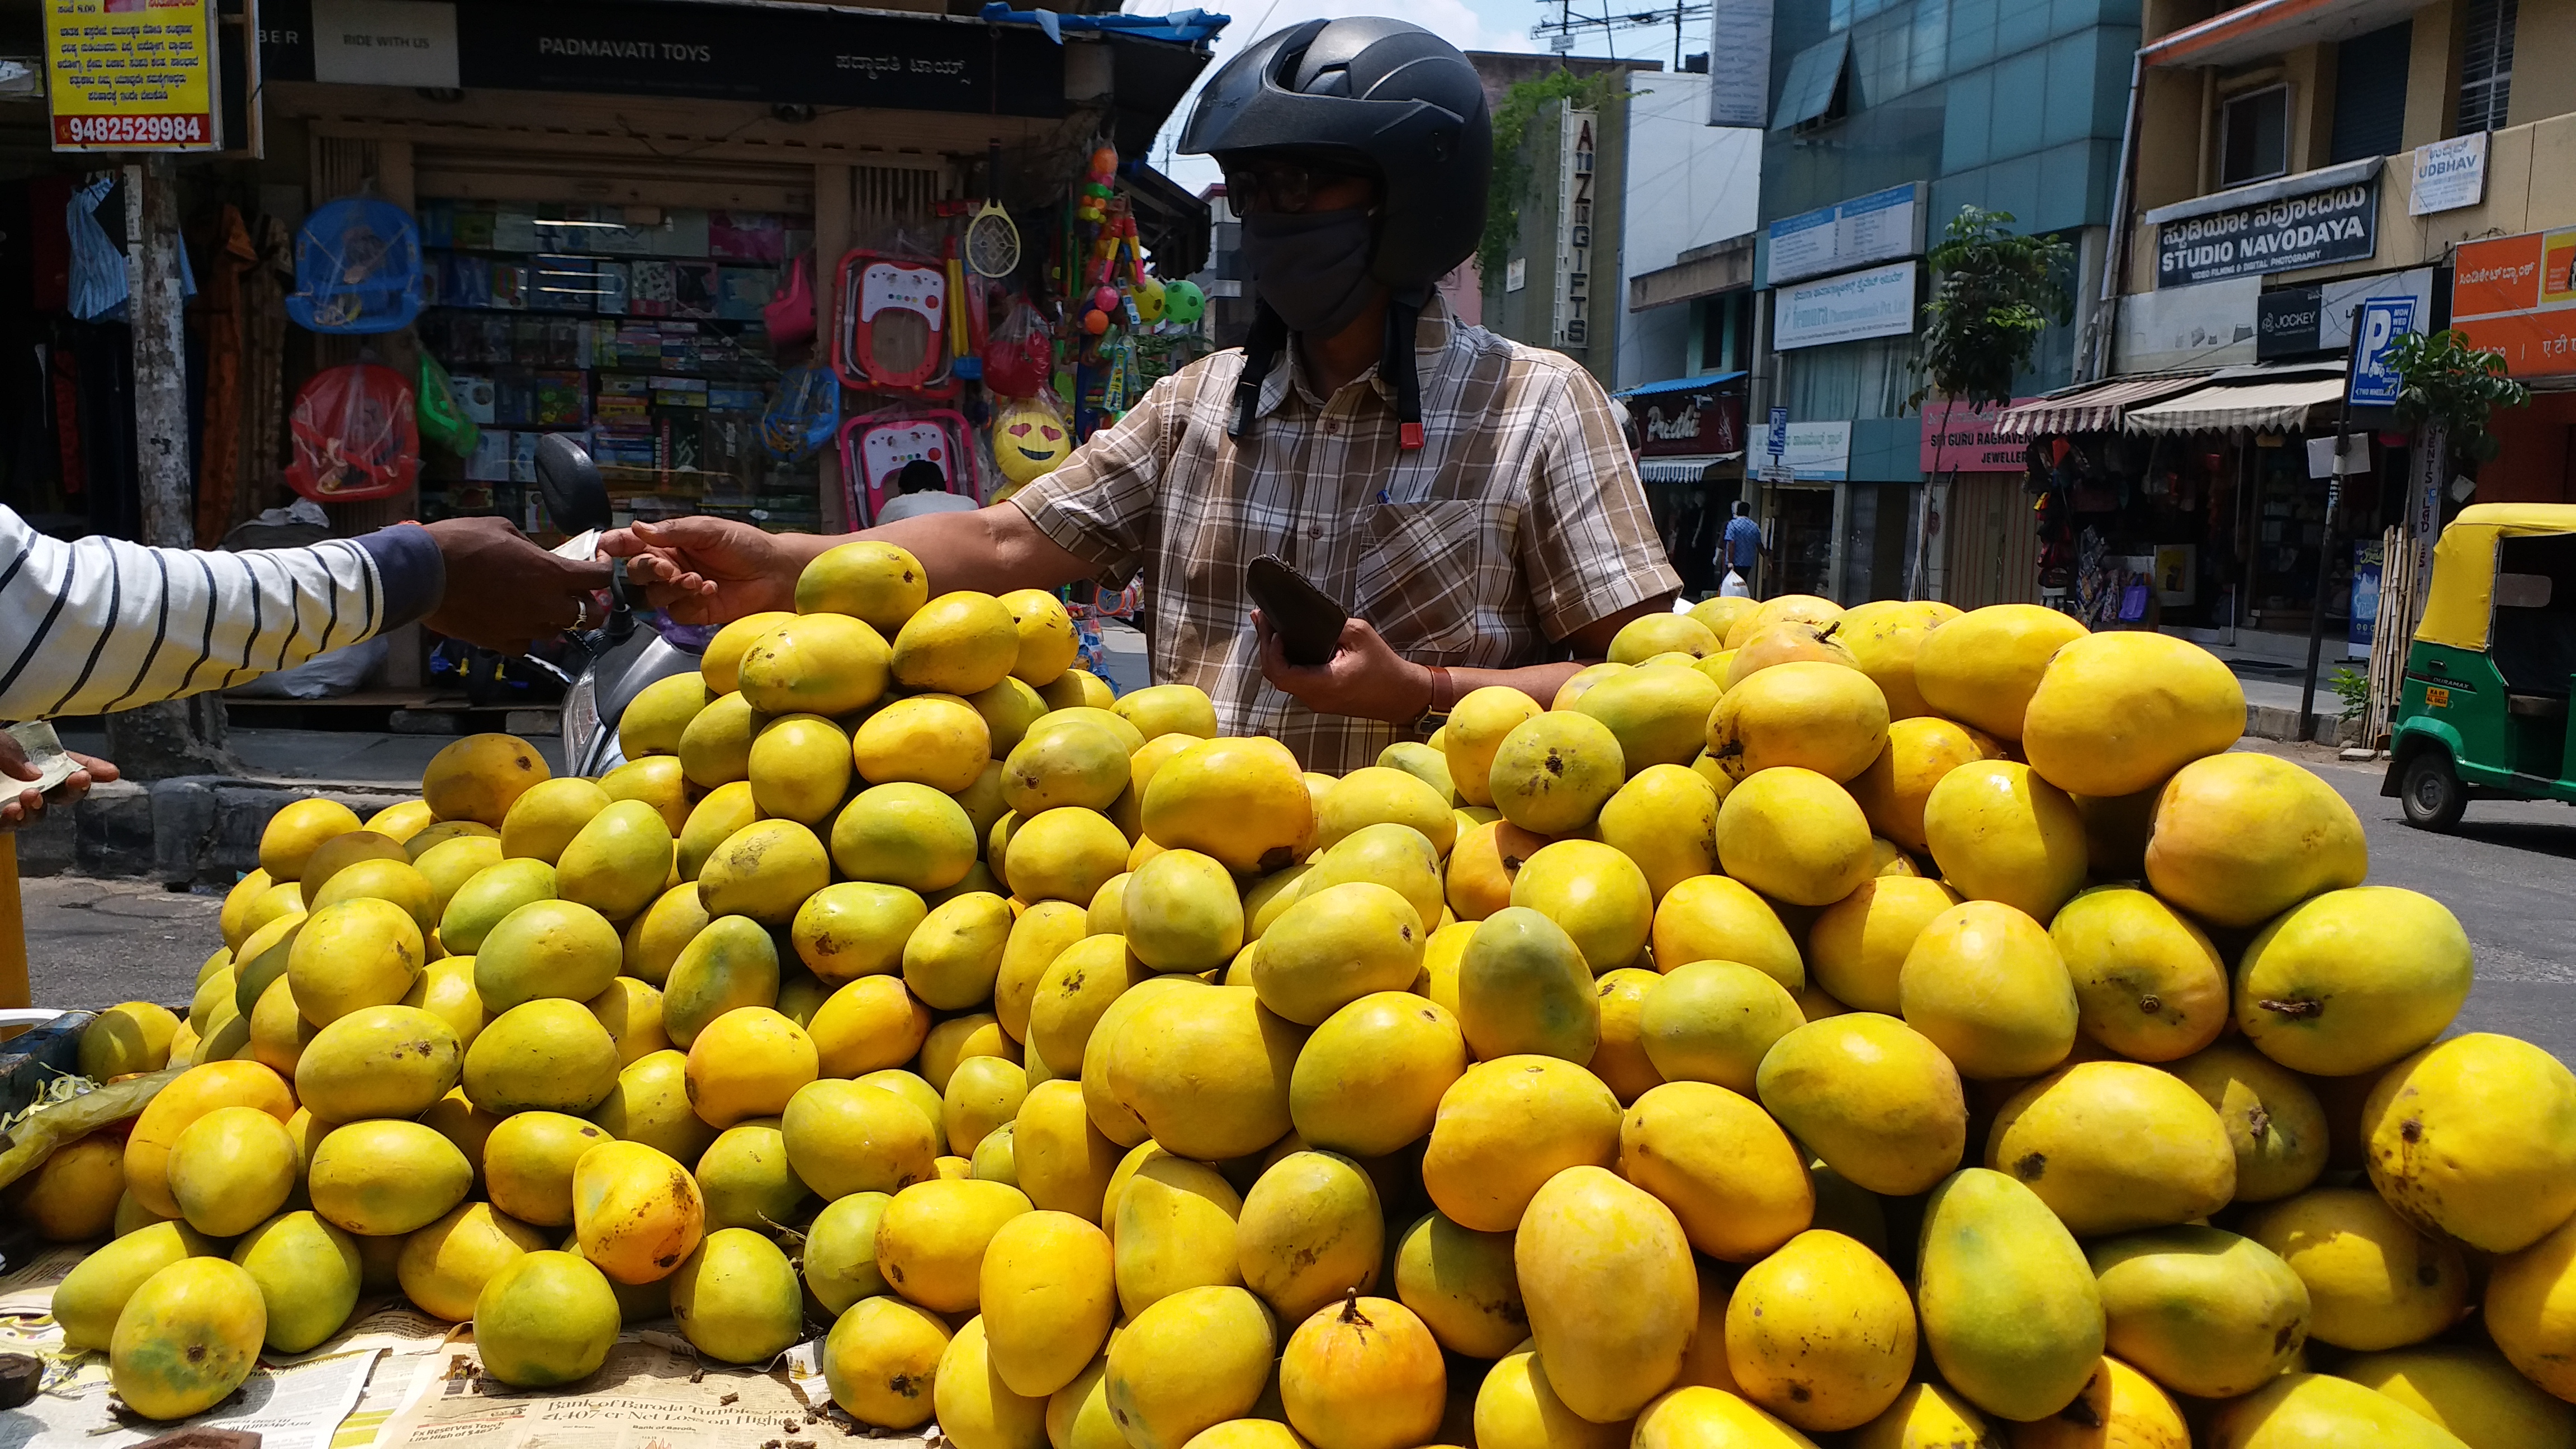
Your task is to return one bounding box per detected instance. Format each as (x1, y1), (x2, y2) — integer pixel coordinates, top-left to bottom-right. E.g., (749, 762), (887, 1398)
(195, 205), (255, 546)
(66, 176), (127, 323)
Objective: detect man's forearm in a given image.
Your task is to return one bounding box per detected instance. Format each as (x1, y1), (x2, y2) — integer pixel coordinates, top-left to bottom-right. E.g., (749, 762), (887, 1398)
(850, 504), (1095, 597)
(1438, 662), (1588, 713)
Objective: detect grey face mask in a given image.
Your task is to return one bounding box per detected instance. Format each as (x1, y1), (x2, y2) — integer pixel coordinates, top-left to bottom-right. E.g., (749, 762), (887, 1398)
(1240, 207), (1379, 338)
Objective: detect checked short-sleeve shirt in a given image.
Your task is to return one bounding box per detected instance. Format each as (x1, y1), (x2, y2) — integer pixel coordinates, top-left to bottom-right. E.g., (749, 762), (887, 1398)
(1010, 295), (1680, 774)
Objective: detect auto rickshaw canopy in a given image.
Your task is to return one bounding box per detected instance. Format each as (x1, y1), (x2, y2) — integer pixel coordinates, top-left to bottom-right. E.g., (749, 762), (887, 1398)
(2415, 504), (2576, 651)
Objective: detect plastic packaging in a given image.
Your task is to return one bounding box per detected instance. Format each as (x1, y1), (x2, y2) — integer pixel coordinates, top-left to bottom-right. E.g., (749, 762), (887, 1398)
(285, 361), (420, 502)
(286, 195), (423, 334)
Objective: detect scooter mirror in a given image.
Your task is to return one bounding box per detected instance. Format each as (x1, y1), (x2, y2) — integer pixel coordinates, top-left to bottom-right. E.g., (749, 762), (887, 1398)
(535, 433), (613, 534)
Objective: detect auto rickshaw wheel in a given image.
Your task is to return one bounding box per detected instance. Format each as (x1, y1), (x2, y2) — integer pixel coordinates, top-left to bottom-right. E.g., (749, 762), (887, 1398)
(2400, 750), (2466, 832)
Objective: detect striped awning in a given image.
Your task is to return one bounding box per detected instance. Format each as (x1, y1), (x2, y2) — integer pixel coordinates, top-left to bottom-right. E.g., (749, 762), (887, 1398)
(2124, 375), (2348, 434)
(1639, 454), (1744, 483)
(1993, 372), (2215, 436)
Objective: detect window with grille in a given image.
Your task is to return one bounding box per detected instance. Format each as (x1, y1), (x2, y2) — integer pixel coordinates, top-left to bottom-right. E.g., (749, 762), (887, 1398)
(2457, 0), (2516, 135)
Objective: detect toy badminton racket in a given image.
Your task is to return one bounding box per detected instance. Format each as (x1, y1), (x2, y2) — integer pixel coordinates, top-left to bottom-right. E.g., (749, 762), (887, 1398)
(967, 143), (1022, 279)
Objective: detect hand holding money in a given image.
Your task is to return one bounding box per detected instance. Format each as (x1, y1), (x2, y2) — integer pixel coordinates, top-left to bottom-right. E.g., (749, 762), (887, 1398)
(2, 722), (117, 830)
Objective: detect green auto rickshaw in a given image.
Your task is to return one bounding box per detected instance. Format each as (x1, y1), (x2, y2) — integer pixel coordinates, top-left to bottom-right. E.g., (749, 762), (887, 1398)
(2385, 503), (2576, 830)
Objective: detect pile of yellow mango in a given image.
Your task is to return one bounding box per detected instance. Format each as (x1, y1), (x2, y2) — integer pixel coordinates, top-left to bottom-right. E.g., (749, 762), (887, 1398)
(14, 542), (2576, 1449)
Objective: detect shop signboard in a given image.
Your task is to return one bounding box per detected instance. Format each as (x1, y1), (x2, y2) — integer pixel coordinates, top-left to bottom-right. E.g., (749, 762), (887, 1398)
(1780, 420), (1850, 482)
(2256, 268), (2435, 360)
(2153, 176), (2379, 287)
(45, 0), (219, 151)
(1765, 184), (1924, 287)
(263, 0), (1069, 117)
(2451, 228), (2576, 378)
(1553, 109), (1598, 350)
(1918, 396), (2037, 473)
(2349, 297), (2414, 408)
(1636, 388), (1745, 458)
(1707, 0), (1771, 128)
(2409, 132), (2488, 216)
(1774, 261), (1917, 351)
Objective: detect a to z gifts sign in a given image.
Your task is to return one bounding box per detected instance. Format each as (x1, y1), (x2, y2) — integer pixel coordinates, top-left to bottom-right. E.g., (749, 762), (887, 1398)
(45, 0), (219, 152)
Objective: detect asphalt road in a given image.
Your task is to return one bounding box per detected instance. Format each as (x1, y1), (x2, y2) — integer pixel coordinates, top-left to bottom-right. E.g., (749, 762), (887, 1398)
(17, 738), (2576, 1064)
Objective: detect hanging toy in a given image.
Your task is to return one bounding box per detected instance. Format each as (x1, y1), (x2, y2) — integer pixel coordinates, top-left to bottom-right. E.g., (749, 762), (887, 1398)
(1161, 279), (1206, 326)
(992, 396), (1074, 487)
(1133, 274), (1167, 325)
(1076, 144), (1119, 223)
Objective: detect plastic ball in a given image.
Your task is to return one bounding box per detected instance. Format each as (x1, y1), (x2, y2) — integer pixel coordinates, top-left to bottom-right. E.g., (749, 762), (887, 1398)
(1092, 287), (1122, 315)
(1133, 276), (1167, 324)
(992, 401), (1074, 485)
(1083, 310), (1109, 335)
(1090, 147), (1117, 173)
(1160, 279), (1207, 325)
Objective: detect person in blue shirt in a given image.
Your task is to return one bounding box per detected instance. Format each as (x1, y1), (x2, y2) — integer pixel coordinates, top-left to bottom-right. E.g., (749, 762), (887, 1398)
(1721, 500), (1765, 594)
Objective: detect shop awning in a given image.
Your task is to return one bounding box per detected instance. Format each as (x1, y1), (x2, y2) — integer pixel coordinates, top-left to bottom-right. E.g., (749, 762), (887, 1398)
(1618, 372), (1749, 399)
(1640, 455), (1744, 483)
(1992, 373), (2214, 435)
(2124, 375), (2348, 434)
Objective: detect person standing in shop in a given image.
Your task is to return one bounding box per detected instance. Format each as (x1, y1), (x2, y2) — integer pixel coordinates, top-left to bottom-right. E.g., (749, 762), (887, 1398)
(603, 18), (1680, 771)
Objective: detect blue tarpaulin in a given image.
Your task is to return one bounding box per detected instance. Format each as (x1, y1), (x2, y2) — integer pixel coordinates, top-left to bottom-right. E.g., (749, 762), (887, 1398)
(978, 4), (1227, 45)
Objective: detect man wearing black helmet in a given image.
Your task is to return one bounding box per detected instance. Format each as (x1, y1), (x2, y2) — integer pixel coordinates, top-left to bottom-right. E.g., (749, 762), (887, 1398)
(605, 18), (1680, 772)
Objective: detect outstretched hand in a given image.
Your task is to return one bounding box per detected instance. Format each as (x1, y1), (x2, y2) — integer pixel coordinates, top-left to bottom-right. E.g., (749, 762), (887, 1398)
(1255, 612), (1434, 724)
(1, 730), (116, 831)
(420, 517), (614, 654)
(596, 516), (797, 626)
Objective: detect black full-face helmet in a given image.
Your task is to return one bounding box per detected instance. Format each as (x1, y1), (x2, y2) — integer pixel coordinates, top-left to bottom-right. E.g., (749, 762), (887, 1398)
(1181, 17), (1493, 295)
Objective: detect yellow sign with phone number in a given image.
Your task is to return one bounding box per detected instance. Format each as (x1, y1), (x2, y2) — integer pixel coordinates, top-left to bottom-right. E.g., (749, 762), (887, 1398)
(44, 0), (217, 153)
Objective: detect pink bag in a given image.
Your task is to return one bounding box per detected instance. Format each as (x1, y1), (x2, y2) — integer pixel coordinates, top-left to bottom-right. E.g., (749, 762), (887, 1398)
(764, 252), (816, 350)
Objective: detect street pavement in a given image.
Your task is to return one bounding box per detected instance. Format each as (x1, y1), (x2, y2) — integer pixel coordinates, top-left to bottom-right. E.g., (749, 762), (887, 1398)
(16, 733), (2576, 1066)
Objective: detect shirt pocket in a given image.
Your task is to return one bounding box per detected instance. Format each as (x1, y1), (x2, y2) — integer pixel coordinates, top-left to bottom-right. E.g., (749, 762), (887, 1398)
(1355, 499), (1504, 662)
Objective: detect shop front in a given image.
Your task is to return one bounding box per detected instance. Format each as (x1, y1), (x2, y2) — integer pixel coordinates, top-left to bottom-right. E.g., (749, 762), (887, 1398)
(2452, 226), (2576, 505)
(1617, 371), (1746, 596)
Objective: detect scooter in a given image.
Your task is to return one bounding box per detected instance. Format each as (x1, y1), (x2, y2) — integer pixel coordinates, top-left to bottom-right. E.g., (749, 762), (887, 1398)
(531, 434), (708, 778)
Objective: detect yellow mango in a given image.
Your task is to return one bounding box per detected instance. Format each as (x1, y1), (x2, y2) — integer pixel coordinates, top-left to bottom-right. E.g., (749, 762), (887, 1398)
(799, 540), (926, 630)
(1808, 875), (1961, 1015)
(1621, 1081), (1812, 1262)
(2007, 1356), (2188, 1449)
(572, 1139), (705, 1284)
(1104, 983), (1299, 1161)
(1516, 1165), (1697, 1424)
(2167, 1041), (2328, 1202)
(110, 1258), (267, 1419)
(124, 1059), (295, 1219)
(662, 913), (782, 1046)
(2336, 1344), (2576, 1449)
(2235, 886), (2473, 1077)
(982, 1210), (1117, 1397)
(2143, 752), (2367, 928)
(1238, 1150), (1384, 1325)
(669, 1227), (803, 1363)
(826, 1292), (953, 1427)
(2052, 886), (2227, 1062)
(1916, 1168), (2103, 1423)
(738, 612), (892, 717)
(1921, 759), (2087, 921)
(875, 1177), (1031, 1312)
(1112, 1147), (1245, 1313)
(475, 1250), (622, 1386)
(555, 798), (676, 921)
(1476, 1347), (1633, 1449)
(697, 818), (831, 925)
(287, 896), (425, 1026)
(463, 997), (620, 1114)
(590, 1048), (718, 1167)
(2208, 1373), (2473, 1449)
(232, 1209), (362, 1351)
(397, 1200), (549, 1322)
(259, 797), (363, 881)
(308, 1119), (472, 1235)
(694, 1117), (811, 1231)
(677, 780), (761, 881)
(54, 1220), (212, 1350)
(2090, 1225), (2309, 1399)
(1912, 604), (2088, 739)
(2365, 1033), (2576, 1252)
(485, 1110), (614, 1227)
(1104, 1285), (1277, 1449)
(1726, 1230), (1912, 1431)
(1987, 1061), (2237, 1235)
(1898, 901), (2077, 1081)
(1652, 874), (1803, 992)
(793, 878), (929, 983)
(1489, 712), (1626, 835)
(2247, 1187), (2468, 1352)
(1290, 991), (1466, 1158)
(892, 591), (1020, 695)
(2022, 632), (2244, 798)
(1456, 906), (1600, 1064)
(1278, 1294), (1447, 1449)
(1715, 766), (1873, 907)
(293, 1002), (462, 1120)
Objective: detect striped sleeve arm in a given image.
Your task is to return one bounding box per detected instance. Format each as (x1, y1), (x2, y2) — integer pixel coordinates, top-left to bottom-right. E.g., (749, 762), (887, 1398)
(0, 508), (440, 721)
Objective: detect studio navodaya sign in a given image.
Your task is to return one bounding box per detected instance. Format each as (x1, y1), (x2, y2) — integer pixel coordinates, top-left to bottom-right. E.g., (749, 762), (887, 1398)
(2156, 179), (2379, 288)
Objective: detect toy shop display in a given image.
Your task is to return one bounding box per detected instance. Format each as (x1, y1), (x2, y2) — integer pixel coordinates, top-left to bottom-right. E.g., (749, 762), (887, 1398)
(839, 406), (981, 525)
(286, 362), (420, 503)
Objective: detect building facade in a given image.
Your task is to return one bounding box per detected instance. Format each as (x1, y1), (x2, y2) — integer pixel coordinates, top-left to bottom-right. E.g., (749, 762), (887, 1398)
(1744, 0), (2141, 605)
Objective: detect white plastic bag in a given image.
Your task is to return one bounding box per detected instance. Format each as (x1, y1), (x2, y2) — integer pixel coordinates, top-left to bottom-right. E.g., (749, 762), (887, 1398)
(1720, 570), (1752, 599)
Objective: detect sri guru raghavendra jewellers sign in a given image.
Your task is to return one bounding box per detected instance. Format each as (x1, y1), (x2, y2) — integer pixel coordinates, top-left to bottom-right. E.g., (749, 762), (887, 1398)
(2156, 177), (2378, 288)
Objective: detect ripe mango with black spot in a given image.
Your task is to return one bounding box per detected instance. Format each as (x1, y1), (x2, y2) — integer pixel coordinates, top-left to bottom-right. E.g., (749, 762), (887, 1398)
(738, 612), (892, 717)
(2246, 1187), (2468, 1352)
(2235, 886), (2472, 1078)
(2364, 1033), (2576, 1253)
(2168, 1041), (2329, 1202)
(1291, 991), (1467, 1159)
(425, 732), (551, 827)
(1489, 712), (1625, 836)
(1105, 983), (1300, 1161)
(1253, 882), (1425, 1027)
(1422, 1056), (1621, 1233)
(110, 1258), (267, 1420)
(677, 781), (760, 882)
(295, 1002), (462, 1121)
(1140, 737), (1313, 874)
(2091, 1226), (2310, 1399)
(288, 896), (425, 1027)
(876, 1177), (1032, 1312)
(1988, 1060), (2236, 1235)
(486, 1110), (614, 1227)
(573, 1139), (705, 1284)
(826, 1292), (953, 1428)
(1726, 1228), (1912, 1431)
(697, 818), (831, 925)
(1238, 1150), (1384, 1325)
(2053, 886), (2228, 1063)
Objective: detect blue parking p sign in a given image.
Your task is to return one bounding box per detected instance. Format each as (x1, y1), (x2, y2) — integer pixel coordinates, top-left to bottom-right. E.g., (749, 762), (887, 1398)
(2350, 297), (2414, 408)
